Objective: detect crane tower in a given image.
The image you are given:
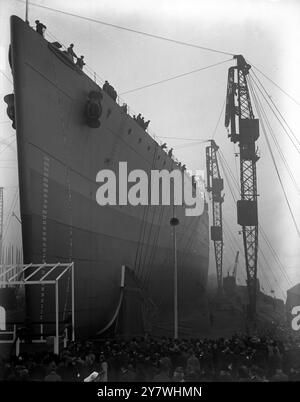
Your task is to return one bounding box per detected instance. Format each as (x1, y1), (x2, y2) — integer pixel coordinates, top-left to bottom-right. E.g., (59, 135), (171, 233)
(206, 140), (224, 292)
(225, 55), (260, 320)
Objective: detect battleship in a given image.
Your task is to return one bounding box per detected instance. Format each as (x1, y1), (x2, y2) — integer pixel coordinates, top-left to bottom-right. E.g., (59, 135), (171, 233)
(3, 16), (209, 339)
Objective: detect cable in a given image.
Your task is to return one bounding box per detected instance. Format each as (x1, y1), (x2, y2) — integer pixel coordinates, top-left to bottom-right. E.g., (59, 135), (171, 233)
(233, 144), (239, 183)
(249, 74), (300, 194)
(218, 149), (240, 189)
(258, 227), (290, 295)
(170, 99), (226, 150)
(251, 69), (300, 149)
(225, 211), (286, 298)
(248, 60), (300, 107)
(161, 98), (225, 150)
(0, 134), (16, 145)
(223, 219), (242, 255)
(222, 231), (236, 273)
(258, 249), (282, 297)
(166, 99), (226, 150)
(220, 139), (294, 290)
(212, 97), (226, 139)
(223, 177), (287, 297)
(249, 73), (300, 155)
(222, 217), (249, 286)
(16, 0), (235, 56)
(44, 18), (230, 156)
(174, 139), (208, 150)
(218, 139), (293, 293)
(134, 146), (160, 279)
(119, 59), (232, 95)
(259, 224), (293, 288)
(218, 157), (238, 203)
(217, 151), (239, 201)
(0, 70), (13, 85)
(158, 136), (206, 141)
(2, 188), (19, 242)
(0, 138), (16, 156)
(248, 77), (300, 237)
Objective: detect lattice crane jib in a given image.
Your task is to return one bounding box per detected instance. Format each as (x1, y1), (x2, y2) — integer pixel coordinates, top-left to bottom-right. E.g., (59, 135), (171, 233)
(206, 140), (224, 291)
(225, 55), (259, 319)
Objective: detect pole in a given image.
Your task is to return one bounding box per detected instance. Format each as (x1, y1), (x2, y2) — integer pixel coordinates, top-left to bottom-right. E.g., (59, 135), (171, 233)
(25, 0), (29, 23)
(16, 337), (20, 357)
(170, 214), (179, 339)
(173, 225), (178, 339)
(71, 263), (75, 342)
(55, 281), (59, 354)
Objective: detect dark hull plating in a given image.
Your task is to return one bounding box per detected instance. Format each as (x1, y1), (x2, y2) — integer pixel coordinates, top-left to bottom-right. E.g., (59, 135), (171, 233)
(10, 16), (209, 337)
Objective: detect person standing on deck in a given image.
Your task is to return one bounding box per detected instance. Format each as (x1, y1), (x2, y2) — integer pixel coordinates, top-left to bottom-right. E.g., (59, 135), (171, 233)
(76, 55), (85, 70)
(67, 44), (77, 62)
(35, 20), (46, 37)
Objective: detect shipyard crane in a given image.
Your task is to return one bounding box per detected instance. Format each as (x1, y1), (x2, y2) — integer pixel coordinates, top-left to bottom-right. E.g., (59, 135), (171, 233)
(206, 140), (224, 292)
(225, 55), (259, 320)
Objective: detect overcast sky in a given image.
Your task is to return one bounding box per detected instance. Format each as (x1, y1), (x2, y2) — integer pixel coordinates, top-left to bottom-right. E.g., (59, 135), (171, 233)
(0, 0), (300, 299)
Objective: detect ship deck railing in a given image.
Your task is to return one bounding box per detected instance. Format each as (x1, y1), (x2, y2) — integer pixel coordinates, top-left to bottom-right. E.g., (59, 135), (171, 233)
(19, 25), (197, 183)
(42, 27), (186, 169)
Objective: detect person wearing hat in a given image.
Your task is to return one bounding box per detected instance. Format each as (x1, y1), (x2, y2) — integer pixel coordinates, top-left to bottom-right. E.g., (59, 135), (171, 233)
(67, 44), (77, 62)
(44, 362), (62, 382)
(35, 20), (46, 36)
(76, 55), (85, 70)
(103, 80), (109, 93)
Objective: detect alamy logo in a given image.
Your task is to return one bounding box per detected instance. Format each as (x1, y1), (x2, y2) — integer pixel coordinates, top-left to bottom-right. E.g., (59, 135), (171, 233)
(0, 306), (6, 331)
(291, 306), (300, 331)
(95, 162), (204, 216)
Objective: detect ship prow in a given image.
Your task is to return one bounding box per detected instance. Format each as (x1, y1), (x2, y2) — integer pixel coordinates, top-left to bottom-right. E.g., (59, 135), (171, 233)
(6, 15), (209, 338)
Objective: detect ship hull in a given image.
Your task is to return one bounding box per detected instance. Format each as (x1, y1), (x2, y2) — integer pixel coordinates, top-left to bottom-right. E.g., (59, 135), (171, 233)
(10, 16), (209, 338)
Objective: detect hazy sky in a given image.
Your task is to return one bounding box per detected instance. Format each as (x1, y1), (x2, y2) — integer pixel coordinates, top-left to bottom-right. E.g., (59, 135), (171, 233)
(0, 0), (300, 299)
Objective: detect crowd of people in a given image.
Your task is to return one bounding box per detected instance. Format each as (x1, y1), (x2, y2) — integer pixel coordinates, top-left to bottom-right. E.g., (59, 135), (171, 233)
(1, 331), (300, 382)
(35, 21), (154, 133)
(133, 114), (150, 131)
(35, 20), (86, 70)
(65, 43), (85, 70)
(103, 80), (118, 101)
